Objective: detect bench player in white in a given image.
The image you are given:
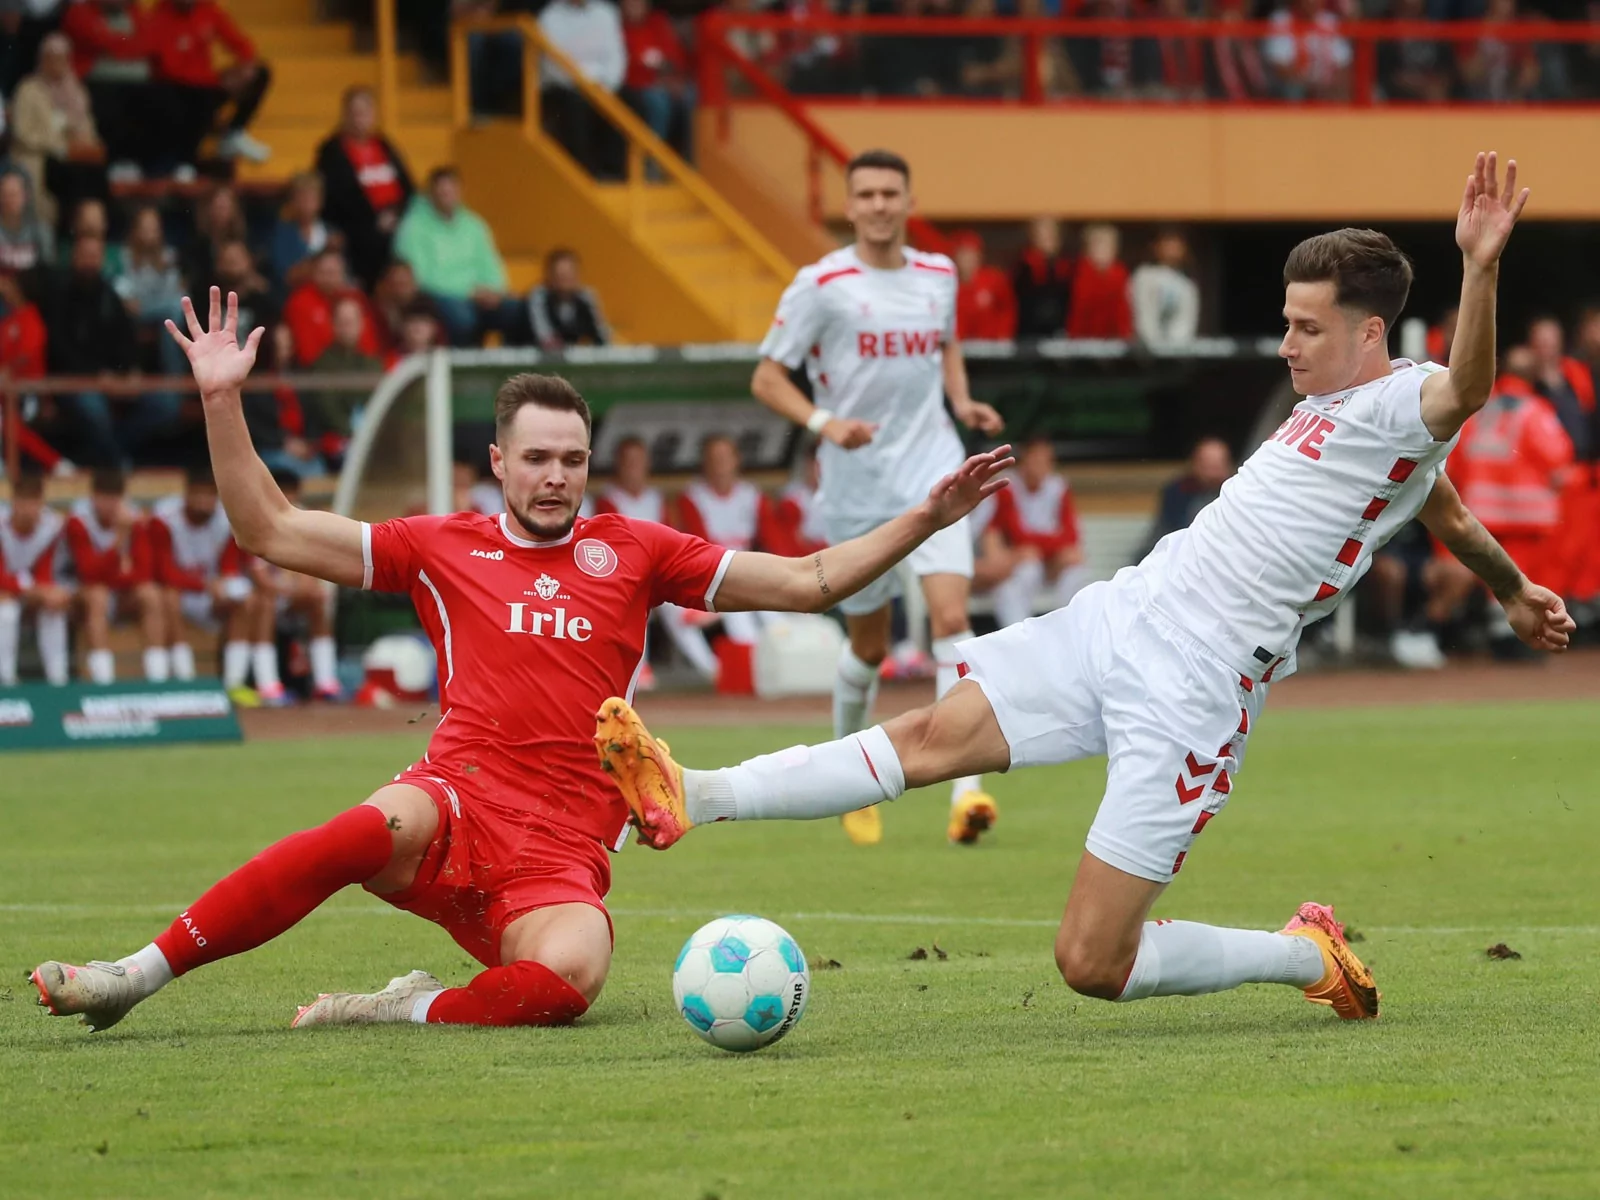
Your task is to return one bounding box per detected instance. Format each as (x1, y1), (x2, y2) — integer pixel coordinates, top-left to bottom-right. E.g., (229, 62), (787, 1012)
(600, 153), (1572, 1021)
(0, 473), (69, 687)
(752, 148), (1006, 847)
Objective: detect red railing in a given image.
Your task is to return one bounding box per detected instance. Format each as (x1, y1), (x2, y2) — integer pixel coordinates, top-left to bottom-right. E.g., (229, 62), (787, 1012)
(698, 12), (1600, 110)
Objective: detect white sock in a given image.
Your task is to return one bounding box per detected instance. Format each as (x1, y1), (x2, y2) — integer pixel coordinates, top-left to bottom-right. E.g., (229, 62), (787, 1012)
(685, 724), (906, 824)
(832, 644), (881, 737)
(171, 642), (197, 681)
(37, 609), (69, 686)
(252, 642), (282, 692)
(143, 645), (171, 682)
(1116, 922), (1326, 1001)
(309, 635), (339, 691)
(932, 632), (982, 803)
(87, 647), (116, 685)
(410, 989), (446, 1023)
(114, 942), (175, 999)
(221, 640), (250, 689)
(0, 599), (19, 686)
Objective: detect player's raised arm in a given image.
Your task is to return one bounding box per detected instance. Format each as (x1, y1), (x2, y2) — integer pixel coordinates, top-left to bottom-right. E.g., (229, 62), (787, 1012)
(712, 446), (1014, 613)
(1418, 473), (1573, 652)
(166, 288), (367, 588)
(1419, 152), (1531, 441)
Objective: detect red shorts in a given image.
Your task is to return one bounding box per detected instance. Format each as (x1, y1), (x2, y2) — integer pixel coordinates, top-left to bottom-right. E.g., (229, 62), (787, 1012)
(376, 765), (614, 968)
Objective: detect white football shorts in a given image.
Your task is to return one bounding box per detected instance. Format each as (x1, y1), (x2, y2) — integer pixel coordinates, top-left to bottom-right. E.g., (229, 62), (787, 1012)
(823, 512), (974, 617)
(955, 567), (1268, 883)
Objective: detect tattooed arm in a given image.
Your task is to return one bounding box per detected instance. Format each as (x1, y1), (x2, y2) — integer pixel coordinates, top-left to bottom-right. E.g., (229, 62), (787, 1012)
(711, 447), (1014, 614)
(1418, 474), (1574, 650)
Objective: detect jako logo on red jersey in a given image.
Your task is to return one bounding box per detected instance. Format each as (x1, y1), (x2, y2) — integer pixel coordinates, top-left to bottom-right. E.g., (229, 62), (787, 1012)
(857, 331), (943, 358)
(470, 548), (505, 561)
(505, 604), (592, 641)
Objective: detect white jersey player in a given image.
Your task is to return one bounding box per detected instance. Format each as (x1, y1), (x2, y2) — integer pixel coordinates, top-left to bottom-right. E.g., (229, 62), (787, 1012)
(753, 148), (1006, 847)
(603, 152), (1571, 1024)
(0, 473), (70, 687)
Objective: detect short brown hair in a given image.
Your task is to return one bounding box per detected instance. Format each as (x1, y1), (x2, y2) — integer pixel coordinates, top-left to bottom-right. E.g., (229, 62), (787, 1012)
(494, 373), (592, 443)
(10, 471), (44, 500)
(1283, 228), (1413, 334)
(91, 468), (126, 496)
(846, 149), (910, 185)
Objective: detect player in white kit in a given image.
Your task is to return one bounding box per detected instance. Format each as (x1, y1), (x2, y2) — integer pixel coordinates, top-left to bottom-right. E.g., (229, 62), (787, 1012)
(752, 149), (1006, 846)
(601, 153), (1572, 1020)
(0, 473), (70, 687)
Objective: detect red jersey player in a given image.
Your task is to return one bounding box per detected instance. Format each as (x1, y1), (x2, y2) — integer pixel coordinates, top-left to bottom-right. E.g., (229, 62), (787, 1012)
(0, 472), (70, 687)
(29, 287), (1011, 1032)
(988, 436), (1091, 629)
(64, 469), (165, 685)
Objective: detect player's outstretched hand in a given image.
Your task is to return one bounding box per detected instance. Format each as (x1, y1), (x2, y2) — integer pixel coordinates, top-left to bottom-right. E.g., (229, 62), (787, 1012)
(821, 416), (878, 450)
(954, 398), (1005, 435)
(1456, 151), (1529, 269)
(924, 445), (1014, 529)
(1503, 581), (1574, 653)
(165, 287), (265, 400)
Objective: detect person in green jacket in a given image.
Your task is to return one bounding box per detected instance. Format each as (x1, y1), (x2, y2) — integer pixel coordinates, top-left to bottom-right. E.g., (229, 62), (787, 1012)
(393, 165), (525, 347)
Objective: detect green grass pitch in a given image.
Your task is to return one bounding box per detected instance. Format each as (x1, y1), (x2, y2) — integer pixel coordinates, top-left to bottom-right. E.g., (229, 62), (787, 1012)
(3, 701), (1598, 1198)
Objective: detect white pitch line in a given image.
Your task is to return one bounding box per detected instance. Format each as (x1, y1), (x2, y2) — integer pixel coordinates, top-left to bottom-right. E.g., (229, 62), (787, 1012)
(1, 902), (1597, 937)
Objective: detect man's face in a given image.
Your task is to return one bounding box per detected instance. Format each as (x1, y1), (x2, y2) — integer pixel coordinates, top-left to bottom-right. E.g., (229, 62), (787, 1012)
(345, 92), (377, 138)
(1020, 441), (1054, 488)
(332, 300), (366, 349)
(702, 438), (740, 491)
(72, 236), (105, 277)
(1029, 217), (1061, 257)
(1279, 281), (1378, 396)
(9, 495), (41, 534)
(844, 167), (911, 250)
(431, 175), (462, 216)
(491, 405), (591, 540)
(548, 256), (580, 293)
(1504, 345), (1539, 383)
(90, 490), (122, 527)
(382, 263), (418, 304)
(184, 484), (218, 524)
(1192, 440), (1233, 489)
(1528, 319), (1563, 363)
(75, 203), (108, 242)
(615, 440), (649, 491)
(0, 177), (26, 221)
(312, 254), (346, 295)
(953, 243), (982, 281)
(216, 244), (251, 285)
(401, 314), (437, 351)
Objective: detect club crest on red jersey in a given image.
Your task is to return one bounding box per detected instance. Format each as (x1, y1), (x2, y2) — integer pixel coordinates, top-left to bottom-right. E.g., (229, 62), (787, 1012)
(575, 538), (618, 578)
(534, 572), (560, 600)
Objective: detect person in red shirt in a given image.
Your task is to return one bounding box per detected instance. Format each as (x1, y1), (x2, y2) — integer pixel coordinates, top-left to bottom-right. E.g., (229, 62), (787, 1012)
(29, 286), (1009, 1033)
(145, 0), (273, 168)
(952, 230), (1018, 342)
(281, 248), (383, 367)
(1066, 223), (1133, 340)
(619, 0), (693, 162)
(0, 270), (66, 474)
(770, 444), (829, 558)
(64, 468), (165, 685)
(0, 471), (71, 687)
(60, 0), (173, 178)
(315, 86), (415, 288)
(988, 435), (1090, 627)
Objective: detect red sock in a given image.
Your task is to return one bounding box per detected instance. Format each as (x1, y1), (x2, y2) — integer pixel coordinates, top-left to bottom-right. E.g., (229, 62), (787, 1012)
(154, 805), (393, 977)
(425, 960), (590, 1027)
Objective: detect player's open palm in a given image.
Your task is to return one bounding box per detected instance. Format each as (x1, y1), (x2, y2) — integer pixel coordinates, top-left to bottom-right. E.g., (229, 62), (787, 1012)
(1503, 582), (1574, 653)
(1456, 151), (1529, 269)
(166, 287), (265, 399)
(925, 445), (1014, 528)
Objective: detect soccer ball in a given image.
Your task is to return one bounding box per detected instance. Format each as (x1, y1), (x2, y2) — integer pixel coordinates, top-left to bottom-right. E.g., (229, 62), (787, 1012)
(672, 916), (810, 1053)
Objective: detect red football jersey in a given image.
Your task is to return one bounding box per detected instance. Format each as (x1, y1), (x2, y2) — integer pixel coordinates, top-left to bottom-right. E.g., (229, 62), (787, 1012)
(363, 511), (733, 848)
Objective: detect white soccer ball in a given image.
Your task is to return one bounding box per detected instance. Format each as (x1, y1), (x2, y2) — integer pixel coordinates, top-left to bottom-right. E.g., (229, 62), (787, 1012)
(672, 915), (810, 1052)
(361, 634), (436, 698)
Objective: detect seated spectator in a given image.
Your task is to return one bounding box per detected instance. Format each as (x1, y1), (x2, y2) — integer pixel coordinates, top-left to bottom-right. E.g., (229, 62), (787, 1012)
(10, 32), (110, 233)
(538, 0), (627, 180)
(1130, 227), (1200, 350)
(1211, 0), (1270, 101)
(64, 467), (165, 684)
(968, 492), (1021, 610)
(243, 324), (330, 479)
(1138, 0), (1207, 102)
(0, 1), (56, 97)
(282, 247), (381, 366)
(953, 230), (1017, 341)
(526, 248), (611, 348)
(112, 203), (187, 376)
(0, 167), (54, 275)
(67, 198), (113, 269)
(181, 183), (249, 291)
(0, 470), (70, 686)
(1066, 223), (1132, 340)
(371, 258), (421, 353)
(395, 300), (444, 359)
(1368, 520), (1451, 670)
(146, 0), (273, 167)
(1426, 304), (1458, 362)
(1377, 0), (1454, 102)
(862, 0), (965, 98)
(394, 166), (523, 347)
(1263, 0), (1352, 102)
(770, 443), (828, 558)
(149, 466), (256, 694)
(0, 269), (59, 475)
(1140, 435), (1233, 557)
(1013, 217), (1073, 338)
(214, 237), (277, 333)
(989, 435), (1091, 627)
(620, 0), (693, 163)
(270, 172), (333, 291)
(62, 0), (176, 180)
(308, 296), (384, 442)
(593, 434), (665, 522)
(248, 471), (342, 702)
(316, 85), (415, 288)
(1460, 0), (1540, 102)
(1527, 314), (1593, 457)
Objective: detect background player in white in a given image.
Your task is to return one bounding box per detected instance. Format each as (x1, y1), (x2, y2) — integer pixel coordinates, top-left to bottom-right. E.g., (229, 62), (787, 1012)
(602, 152), (1573, 1022)
(0, 472), (70, 687)
(753, 148), (1006, 847)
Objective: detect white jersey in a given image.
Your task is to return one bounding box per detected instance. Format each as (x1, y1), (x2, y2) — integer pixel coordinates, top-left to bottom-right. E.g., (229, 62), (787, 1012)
(1144, 360), (1457, 682)
(760, 245), (966, 521)
(0, 504), (64, 588)
(680, 480), (765, 550)
(596, 484), (665, 525)
(780, 481), (829, 548)
(152, 495), (235, 581)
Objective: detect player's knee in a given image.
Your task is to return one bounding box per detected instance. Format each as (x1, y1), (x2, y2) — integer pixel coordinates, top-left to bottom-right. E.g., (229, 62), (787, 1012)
(543, 952), (608, 1005)
(1053, 935), (1130, 1001)
(883, 703), (938, 780)
(927, 602), (971, 641)
(82, 586), (110, 615)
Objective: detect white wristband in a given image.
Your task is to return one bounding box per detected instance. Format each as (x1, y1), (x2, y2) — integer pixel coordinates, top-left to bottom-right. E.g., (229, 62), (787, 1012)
(805, 409), (834, 435)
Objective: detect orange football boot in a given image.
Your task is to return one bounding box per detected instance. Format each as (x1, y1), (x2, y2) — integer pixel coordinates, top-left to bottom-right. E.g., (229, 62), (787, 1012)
(947, 791), (999, 845)
(1280, 901), (1379, 1020)
(594, 697), (691, 849)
